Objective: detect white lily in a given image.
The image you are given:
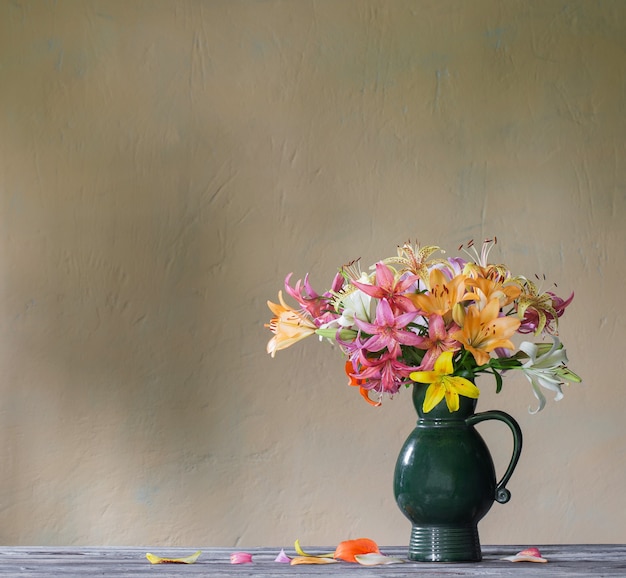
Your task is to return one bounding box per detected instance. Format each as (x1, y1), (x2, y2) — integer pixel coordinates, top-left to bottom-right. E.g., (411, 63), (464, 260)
(518, 336), (580, 414)
(329, 273), (377, 330)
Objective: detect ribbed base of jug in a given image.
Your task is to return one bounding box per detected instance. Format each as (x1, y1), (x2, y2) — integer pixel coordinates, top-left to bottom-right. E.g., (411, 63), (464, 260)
(408, 524), (481, 562)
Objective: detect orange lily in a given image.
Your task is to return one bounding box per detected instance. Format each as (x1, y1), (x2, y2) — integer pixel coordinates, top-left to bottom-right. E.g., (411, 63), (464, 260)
(408, 270), (466, 322)
(460, 238), (511, 282)
(463, 276), (521, 309)
(345, 361), (380, 407)
(451, 299), (520, 365)
(265, 291), (317, 357)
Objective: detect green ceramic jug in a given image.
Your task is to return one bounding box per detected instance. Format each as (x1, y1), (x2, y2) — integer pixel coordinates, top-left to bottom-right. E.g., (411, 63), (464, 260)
(393, 382), (523, 562)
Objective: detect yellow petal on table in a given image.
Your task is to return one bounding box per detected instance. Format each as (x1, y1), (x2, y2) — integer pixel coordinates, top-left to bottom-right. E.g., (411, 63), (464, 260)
(145, 550), (201, 564)
(294, 539), (334, 558)
(290, 556), (338, 565)
(354, 553), (405, 565)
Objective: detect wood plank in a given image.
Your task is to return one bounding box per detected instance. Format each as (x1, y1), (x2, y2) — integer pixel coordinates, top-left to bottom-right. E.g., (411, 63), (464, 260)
(0, 545), (625, 577)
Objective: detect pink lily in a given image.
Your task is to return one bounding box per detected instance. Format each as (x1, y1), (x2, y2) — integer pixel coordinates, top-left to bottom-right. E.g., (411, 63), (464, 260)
(350, 350), (417, 397)
(352, 262), (418, 314)
(415, 314), (461, 371)
(354, 299), (423, 353)
(283, 272), (344, 321)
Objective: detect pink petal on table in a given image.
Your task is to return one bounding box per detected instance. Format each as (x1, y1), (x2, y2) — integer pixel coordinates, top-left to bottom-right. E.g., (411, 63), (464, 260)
(230, 551), (253, 564)
(501, 547), (548, 563)
(274, 548), (291, 563)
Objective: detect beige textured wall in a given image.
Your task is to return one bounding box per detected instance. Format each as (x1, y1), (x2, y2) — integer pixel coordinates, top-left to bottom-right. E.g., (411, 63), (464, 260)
(1, 0), (624, 547)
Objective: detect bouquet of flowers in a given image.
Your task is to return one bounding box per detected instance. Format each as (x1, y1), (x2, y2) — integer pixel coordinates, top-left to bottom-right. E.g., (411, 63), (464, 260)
(264, 239), (580, 413)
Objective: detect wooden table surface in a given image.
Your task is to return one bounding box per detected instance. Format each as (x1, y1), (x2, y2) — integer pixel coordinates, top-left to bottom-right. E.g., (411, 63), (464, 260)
(0, 545), (624, 577)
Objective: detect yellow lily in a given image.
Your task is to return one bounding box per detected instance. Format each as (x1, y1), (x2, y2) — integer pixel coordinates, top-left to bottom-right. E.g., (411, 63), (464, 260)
(410, 351), (480, 413)
(265, 291), (317, 357)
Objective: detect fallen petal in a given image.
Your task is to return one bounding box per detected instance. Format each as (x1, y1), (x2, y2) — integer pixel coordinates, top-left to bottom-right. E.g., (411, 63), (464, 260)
(501, 547), (547, 563)
(290, 556), (338, 565)
(274, 548), (291, 563)
(230, 552), (253, 564)
(294, 539), (334, 558)
(145, 550), (201, 564)
(334, 538), (380, 563)
(354, 553), (405, 566)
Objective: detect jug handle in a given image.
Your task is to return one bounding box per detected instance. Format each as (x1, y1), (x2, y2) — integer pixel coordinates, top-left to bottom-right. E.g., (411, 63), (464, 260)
(466, 410), (523, 504)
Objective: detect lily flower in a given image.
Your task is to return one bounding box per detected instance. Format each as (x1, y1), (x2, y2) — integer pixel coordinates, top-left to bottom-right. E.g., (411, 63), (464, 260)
(463, 276), (521, 309)
(518, 337), (581, 413)
(284, 272), (344, 321)
(414, 313), (461, 371)
(265, 291), (317, 357)
(329, 272), (377, 329)
(408, 270), (467, 324)
(354, 299), (423, 353)
(345, 360), (381, 406)
(451, 299), (521, 366)
(410, 351), (480, 413)
(516, 278), (572, 335)
(350, 350), (417, 399)
(381, 241), (447, 287)
(460, 238), (511, 282)
(518, 289), (574, 335)
(352, 262), (418, 314)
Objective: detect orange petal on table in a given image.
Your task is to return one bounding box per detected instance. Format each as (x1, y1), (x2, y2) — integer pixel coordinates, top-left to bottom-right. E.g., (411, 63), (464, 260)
(501, 547), (547, 563)
(354, 553), (405, 565)
(334, 538), (380, 563)
(146, 550), (201, 564)
(290, 556), (338, 565)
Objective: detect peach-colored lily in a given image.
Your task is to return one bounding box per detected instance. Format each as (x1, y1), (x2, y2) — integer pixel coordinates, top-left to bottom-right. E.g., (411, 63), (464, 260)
(265, 291), (317, 357)
(451, 299), (520, 366)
